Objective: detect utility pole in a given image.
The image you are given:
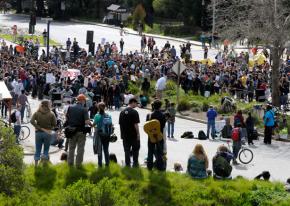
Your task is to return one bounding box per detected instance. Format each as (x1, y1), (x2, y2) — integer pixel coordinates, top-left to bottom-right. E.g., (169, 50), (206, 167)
(47, 20), (50, 61)
(212, 0), (216, 48)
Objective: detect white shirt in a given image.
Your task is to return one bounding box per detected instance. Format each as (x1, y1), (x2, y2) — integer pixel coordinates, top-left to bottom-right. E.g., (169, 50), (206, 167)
(155, 76), (167, 91)
(15, 110), (21, 126)
(124, 94), (134, 105)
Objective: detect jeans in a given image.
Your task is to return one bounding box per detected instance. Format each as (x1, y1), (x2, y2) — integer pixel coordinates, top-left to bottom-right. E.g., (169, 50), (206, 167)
(14, 125), (21, 144)
(123, 139), (140, 167)
(167, 122), (174, 138)
(1, 101), (7, 117)
(232, 141), (241, 160)
(207, 120), (216, 138)
(34, 131), (52, 161)
(68, 132), (86, 167)
(147, 139), (165, 171)
(114, 96), (120, 110)
(20, 105), (25, 122)
(98, 139), (110, 167)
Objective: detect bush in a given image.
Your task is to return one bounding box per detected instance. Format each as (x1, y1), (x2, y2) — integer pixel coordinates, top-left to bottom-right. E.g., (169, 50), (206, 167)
(202, 102), (209, 112)
(177, 98), (191, 111)
(0, 124), (24, 195)
(128, 81), (140, 95)
(1, 164), (290, 205)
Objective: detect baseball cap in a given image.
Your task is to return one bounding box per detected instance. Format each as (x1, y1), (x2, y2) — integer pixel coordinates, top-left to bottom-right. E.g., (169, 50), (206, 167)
(77, 94), (86, 101)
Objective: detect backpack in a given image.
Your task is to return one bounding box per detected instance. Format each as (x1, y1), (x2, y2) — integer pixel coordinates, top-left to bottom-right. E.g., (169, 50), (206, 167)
(181, 131), (194, 139)
(10, 111), (17, 123)
(213, 155), (232, 177)
(98, 114), (112, 139)
(234, 118), (241, 127)
(231, 128), (240, 141)
(198, 130), (207, 140)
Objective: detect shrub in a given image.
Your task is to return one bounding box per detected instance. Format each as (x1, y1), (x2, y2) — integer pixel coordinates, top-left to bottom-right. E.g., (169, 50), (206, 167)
(202, 102), (209, 112)
(0, 125), (24, 195)
(165, 80), (177, 91)
(177, 98), (191, 111)
(128, 81), (140, 95)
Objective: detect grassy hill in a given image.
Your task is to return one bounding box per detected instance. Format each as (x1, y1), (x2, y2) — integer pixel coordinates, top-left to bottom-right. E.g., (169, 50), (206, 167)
(0, 163), (289, 206)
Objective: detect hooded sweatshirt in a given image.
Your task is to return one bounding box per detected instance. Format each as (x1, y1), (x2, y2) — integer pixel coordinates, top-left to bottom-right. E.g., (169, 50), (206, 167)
(30, 107), (57, 131)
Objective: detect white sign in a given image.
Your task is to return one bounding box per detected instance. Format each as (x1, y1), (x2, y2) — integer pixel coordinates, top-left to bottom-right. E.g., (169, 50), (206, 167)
(61, 69), (81, 79)
(172, 61), (187, 75)
(46, 73), (56, 84)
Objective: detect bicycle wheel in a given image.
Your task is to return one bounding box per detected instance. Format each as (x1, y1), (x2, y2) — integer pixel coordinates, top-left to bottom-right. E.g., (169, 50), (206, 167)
(19, 125), (30, 141)
(239, 148), (253, 164)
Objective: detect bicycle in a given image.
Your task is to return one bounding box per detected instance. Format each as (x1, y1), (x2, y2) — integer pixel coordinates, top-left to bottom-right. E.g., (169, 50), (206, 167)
(0, 118), (31, 142)
(227, 140), (254, 164)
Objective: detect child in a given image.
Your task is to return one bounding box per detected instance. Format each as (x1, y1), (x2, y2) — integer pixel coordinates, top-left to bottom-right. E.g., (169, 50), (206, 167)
(231, 123), (243, 165)
(167, 103), (176, 139)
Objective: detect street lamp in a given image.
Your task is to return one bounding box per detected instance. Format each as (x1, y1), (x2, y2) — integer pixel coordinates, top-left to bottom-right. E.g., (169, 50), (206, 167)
(41, 17), (53, 61)
(212, 0), (216, 48)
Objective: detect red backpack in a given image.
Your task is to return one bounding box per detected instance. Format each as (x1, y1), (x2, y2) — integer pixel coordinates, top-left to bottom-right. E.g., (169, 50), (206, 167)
(231, 128), (240, 141)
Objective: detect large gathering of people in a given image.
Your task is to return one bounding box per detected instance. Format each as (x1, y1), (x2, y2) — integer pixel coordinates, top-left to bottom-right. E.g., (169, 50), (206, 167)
(0, 28), (289, 187)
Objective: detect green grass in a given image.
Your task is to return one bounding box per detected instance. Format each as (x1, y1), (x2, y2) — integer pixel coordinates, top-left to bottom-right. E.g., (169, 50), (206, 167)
(0, 163), (289, 206)
(0, 33), (59, 46)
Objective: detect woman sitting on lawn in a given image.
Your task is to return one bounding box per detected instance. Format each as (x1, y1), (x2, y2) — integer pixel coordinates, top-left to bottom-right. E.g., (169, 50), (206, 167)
(187, 144), (209, 179)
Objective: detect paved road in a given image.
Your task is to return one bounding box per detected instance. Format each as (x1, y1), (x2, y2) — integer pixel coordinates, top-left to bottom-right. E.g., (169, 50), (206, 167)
(21, 97), (290, 183)
(0, 14), (218, 60)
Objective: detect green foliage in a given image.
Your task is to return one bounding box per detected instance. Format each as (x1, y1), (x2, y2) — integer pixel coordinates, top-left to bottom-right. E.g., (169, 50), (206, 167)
(1, 163), (290, 205)
(177, 98), (191, 111)
(132, 4), (146, 25)
(0, 33), (59, 46)
(0, 124), (24, 196)
(128, 81), (140, 95)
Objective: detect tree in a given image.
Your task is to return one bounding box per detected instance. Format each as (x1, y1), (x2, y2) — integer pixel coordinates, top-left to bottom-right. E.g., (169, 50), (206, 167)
(213, 0), (290, 106)
(133, 3), (146, 25)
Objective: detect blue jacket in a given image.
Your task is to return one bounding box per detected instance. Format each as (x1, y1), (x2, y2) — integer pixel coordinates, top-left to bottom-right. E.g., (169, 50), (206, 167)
(264, 110), (275, 127)
(207, 109), (217, 121)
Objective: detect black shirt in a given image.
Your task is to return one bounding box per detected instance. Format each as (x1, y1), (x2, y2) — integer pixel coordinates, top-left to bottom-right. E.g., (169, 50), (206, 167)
(119, 107), (140, 140)
(146, 110), (166, 134)
(67, 103), (89, 127)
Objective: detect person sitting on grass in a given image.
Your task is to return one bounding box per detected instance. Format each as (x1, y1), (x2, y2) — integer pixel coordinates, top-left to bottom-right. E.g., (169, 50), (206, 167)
(187, 144), (210, 179)
(212, 145), (233, 179)
(255, 171), (271, 181)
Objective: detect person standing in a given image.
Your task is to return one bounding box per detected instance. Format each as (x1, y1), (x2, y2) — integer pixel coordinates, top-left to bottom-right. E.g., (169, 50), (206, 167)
(120, 38), (124, 54)
(263, 105), (275, 144)
(167, 103), (176, 139)
(30, 100), (57, 166)
(204, 46), (208, 59)
(13, 105), (22, 144)
(246, 112), (255, 145)
(66, 94), (92, 168)
(231, 123), (243, 165)
(66, 38), (72, 51)
(17, 90), (29, 123)
(42, 29), (47, 47)
(93, 102), (113, 167)
(146, 100), (167, 171)
(119, 98), (140, 167)
(206, 106), (217, 139)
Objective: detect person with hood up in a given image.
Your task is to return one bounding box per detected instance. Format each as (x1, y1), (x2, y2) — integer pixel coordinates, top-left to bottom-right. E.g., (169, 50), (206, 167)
(31, 100), (57, 166)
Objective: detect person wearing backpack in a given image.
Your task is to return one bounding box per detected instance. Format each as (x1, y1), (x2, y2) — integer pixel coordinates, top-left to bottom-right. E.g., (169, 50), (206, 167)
(146, 100), (166, 171)
(212, 145), (233, 179)
(93, 102), (113, 167)
(231, 123), (243, 165)
(263, 105), (275, 144)
(12, 105), (21, 144)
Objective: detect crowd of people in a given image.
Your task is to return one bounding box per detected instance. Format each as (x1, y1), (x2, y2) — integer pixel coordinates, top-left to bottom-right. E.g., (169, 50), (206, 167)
(0, 28), (289, 186)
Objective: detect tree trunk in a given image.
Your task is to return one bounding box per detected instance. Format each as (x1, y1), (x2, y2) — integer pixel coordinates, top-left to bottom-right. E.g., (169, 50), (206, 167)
(16, 0), (22, 13)
(271, 46), (281, 106)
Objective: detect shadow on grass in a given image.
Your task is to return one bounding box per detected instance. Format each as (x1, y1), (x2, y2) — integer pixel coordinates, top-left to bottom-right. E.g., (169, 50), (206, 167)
(144, 171), (173, 206)
(34, 163), (57, 191)
(64, 166), (88, 186)
(121, 166), (144, 181)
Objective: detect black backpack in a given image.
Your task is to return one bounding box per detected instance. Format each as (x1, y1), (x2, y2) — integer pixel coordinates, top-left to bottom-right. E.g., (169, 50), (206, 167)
(181, 131), (194, 139)
(198, 130), (207, 140)
(10, 111), (17, 123)
(213, 155), (232, 177)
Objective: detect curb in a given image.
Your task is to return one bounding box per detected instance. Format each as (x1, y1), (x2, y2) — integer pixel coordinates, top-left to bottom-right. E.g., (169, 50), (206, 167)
(23, 147), (62, 156)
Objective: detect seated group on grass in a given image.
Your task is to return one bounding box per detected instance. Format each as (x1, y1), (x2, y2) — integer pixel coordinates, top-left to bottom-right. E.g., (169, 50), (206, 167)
(187, 144), (234, 179)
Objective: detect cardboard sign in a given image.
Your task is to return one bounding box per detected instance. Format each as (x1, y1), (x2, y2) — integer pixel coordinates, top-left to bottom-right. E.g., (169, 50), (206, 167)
(61, 69), (81, 79)
(46, 73), (56, 84)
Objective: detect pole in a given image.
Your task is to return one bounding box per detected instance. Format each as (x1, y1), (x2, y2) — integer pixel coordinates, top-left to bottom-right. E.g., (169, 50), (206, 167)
(176, 60), (181, 106)
(212, 0), (216, 48)
(46, 20), (50, 62)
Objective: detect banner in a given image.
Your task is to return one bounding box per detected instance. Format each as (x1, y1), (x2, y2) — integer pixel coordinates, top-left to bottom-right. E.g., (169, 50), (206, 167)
(61, 69), (81, 79)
